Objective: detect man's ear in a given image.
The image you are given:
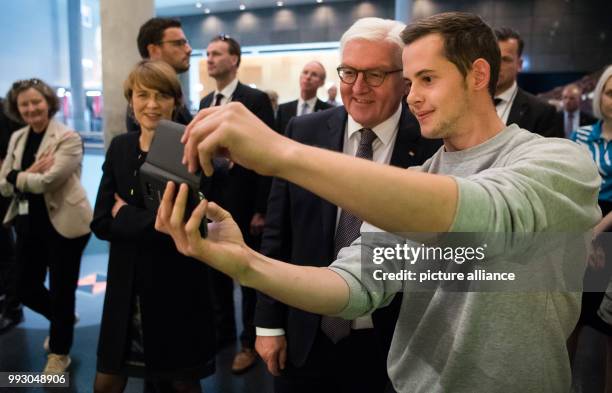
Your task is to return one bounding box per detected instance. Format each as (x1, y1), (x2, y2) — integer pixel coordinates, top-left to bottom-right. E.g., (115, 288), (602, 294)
(471, 58), (491, 92)
(518, 57), (524, 73)
(147, 43), (161, 60)
(230, 54), (238, 68)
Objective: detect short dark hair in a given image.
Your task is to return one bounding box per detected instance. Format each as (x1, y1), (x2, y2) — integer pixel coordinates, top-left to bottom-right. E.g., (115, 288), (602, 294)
(5, 79), (60, 123)
(401, 12), (501, 98)
(137, 17), (182, 58)
(494, 27), (524, 57)
(209, 35), (242, 68)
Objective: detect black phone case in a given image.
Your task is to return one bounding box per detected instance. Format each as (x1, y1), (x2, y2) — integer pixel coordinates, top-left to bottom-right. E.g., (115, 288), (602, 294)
(139, 120), (210, 237)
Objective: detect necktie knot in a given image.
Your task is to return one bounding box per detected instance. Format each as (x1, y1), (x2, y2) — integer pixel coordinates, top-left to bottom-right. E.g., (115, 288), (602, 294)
(214, 93), (224, 106)
(494, 98), (502, 106)
(299, 102), (309, 116)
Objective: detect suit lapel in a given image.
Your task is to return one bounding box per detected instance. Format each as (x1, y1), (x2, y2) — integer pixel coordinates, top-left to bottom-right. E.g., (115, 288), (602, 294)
(230, 82), (245, 103)
(507, 89), (526, 126)
(11, 128), (28, 170)
(320, 108), (348, 244)
(37, 120), (59, 158)
(390, 104), (422, 168)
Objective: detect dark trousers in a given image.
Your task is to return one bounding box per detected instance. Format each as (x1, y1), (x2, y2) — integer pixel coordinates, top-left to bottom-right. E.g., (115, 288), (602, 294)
(274, 328), (390, 393)
(0, 195), (20, 317)
(15, 218), (89, 354)
(208, 272), (256, 348)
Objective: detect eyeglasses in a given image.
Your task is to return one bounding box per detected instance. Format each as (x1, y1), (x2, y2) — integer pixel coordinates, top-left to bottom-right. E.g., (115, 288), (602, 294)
(12, 78), (42, 89)
(158, 38), (190, 48)
(336, 67), (402, 87)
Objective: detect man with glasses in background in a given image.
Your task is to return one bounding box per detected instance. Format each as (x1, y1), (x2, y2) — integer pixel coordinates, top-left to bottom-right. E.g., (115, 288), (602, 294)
(126, 17), (193, 131)
(200, 34), (275, 374)
(254, 17), (440, 393)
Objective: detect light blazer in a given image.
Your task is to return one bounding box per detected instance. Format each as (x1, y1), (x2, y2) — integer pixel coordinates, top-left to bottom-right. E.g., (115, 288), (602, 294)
(0, 119), (92, 238)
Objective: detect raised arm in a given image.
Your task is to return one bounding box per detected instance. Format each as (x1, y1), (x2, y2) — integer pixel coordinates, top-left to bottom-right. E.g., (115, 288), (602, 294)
(182, 103), (458, 234)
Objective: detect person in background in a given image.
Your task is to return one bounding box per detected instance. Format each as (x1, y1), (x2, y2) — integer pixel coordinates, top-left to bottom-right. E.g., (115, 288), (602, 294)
(265, 90), (279, 119)
(199, 34), (275, 374)
(0, 78), (92, 373)
(570, 64), (612, 393)
(275, 61), (332, 134)
(126, 17), (193, 132)
(91, 60), (215, 393)
(0, 97), (23, 335)
(326, 84), (339, 107)
(494, 27), (563, 137)
(562, 83), (596, 138)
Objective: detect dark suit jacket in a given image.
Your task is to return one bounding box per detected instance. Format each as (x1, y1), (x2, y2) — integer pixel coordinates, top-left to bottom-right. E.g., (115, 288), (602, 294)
(255, 104), (442, 367)
(199, 82), (275, 241)
(126, 103), (193, 132)
(276, 99), (333, 134)
(90, 132), (215, 376)
(507, 88), (563, 138)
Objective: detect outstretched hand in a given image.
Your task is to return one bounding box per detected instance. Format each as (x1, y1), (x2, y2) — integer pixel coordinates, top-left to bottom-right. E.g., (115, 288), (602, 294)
(155, 181), (252, 281)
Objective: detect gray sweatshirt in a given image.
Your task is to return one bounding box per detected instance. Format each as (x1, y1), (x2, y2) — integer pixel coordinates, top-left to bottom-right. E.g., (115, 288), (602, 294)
(329, 125), (601, 393)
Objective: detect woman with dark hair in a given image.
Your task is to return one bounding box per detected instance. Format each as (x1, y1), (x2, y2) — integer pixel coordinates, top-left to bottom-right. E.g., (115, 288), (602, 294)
(0, 78), (92, 373)
(91, 60), (215, 393)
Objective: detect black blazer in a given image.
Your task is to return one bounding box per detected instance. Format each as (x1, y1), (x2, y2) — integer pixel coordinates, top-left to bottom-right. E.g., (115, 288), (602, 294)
(255, 104), (442, 367)
(507, 88), (563, 138)
(199, 82), (275, 241)
(90, 132), (215, 376)
(275, 98), (333, 134)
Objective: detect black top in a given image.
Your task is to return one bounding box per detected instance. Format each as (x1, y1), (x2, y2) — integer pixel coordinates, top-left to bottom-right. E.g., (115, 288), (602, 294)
(90, 131), (215, 377)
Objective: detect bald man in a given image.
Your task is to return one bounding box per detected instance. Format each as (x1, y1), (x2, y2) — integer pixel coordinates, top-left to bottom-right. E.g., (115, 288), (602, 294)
(562, 84), (596, 137)
(275, 61), (333, 134)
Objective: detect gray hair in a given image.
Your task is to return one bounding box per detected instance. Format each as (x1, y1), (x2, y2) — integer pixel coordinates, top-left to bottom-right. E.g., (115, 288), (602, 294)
(593, 65), (612, 120)
(339, 17), (406, 63)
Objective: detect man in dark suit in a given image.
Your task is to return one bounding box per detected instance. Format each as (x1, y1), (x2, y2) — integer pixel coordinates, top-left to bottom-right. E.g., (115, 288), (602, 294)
(254, 18), (441, 393)
(275, 61), (332, 134)
(199, 35), (275, 374)
(126, 18), (193, 131)
(562, 84), (597, 137)
(494, 27), (562, 138)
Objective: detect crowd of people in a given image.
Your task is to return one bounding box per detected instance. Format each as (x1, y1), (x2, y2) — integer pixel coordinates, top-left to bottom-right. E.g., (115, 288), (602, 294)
(0, 9), (612, 393)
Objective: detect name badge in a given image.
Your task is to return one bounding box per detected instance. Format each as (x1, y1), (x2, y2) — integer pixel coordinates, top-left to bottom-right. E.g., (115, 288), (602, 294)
(18, 200), (29, 215)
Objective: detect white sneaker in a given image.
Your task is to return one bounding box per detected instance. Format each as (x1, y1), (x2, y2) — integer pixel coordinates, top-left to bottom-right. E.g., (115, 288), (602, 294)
(43, 353), (71, 373)
(43, 313), (79, 353)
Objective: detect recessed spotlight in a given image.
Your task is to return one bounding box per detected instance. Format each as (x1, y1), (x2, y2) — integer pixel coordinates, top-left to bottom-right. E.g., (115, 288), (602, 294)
(277, 1), (284, 6)
(239, 4), (246, 10)
(204, 7), (210, 13)
(316, 0), (323, 3)
(195, 2), (202, 8)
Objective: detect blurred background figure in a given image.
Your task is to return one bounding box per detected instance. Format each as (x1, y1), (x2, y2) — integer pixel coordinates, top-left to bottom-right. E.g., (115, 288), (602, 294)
(562, 83), (596, 138)
(265, 90), (279, 119)
(326, 84), (339, 107)
(91, 60), (215, 393)
(0, 96), (24, 335)
(276, 61), (332, 134)
(0, 78), (92, 373)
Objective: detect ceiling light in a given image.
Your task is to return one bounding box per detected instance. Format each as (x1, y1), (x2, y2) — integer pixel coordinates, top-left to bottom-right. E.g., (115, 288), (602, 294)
(316, 0), (323, 3)
(195, 2), (202, 8)
(277, 1), (284, 5)
(204, 7), (210, 13)
(239, 4), (246, 10)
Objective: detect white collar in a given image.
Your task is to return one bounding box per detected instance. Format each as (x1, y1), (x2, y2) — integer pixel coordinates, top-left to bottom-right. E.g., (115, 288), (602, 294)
(298, 96), (318, 109)
(496, 81), (518, 103)
(215, 77), (239, 101)
(346, 103), (402, 146)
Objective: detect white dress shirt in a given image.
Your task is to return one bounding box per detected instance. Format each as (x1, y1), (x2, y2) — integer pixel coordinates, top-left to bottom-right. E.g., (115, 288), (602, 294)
(297, 96), (318, 116)
(495, 81), (518, 125)
(212, 77), (239, 106)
